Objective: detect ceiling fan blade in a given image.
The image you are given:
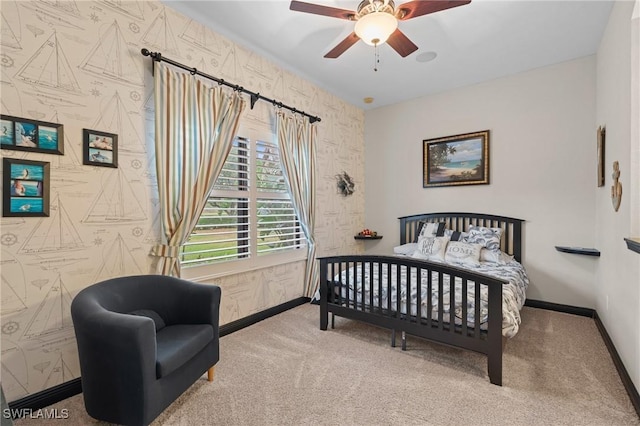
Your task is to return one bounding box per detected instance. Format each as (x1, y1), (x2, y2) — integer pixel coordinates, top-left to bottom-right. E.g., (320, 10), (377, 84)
(386, 29), (418, 57)
(396, 0), (471, 20)
(324, 32), (360, 58)
(290, 1), (356, 20)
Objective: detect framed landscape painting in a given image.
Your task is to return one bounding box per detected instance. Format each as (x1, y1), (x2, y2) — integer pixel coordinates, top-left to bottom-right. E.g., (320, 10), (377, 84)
(83, 129), (118, 168)
(0, 114), (64, 155)
(423, 130), (490, 188)
(3, 157), (50, 217)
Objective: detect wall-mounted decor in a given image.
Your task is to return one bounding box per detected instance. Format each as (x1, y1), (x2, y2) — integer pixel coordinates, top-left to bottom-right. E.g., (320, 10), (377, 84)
(336, 171), (355, 196)
(423, 130), (490, 188)
(597, 126), (606, 187)
(0, 114), (64, 155)
(83, 129), (118, 168)
(611, 161), (622, 212)
(2, 157), (50, 217)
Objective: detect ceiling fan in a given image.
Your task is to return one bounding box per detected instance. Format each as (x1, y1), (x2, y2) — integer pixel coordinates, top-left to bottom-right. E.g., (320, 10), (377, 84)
(290, 0), (471, 59)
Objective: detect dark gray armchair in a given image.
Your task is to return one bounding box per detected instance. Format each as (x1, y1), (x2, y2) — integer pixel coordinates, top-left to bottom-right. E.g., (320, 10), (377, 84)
(71, 275), (221, 426)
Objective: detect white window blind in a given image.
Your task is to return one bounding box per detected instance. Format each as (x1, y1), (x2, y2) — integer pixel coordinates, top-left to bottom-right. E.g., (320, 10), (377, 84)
(181, 137), (305, 269)
(257, 198), (304, 255)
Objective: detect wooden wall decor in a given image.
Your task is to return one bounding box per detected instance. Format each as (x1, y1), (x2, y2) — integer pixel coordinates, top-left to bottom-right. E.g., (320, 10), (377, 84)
(611, 161), (622, 212)
(597, 126), (606, 187)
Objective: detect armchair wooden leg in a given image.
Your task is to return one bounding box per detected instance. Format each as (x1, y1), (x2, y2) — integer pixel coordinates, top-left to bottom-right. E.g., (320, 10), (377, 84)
(207, 366), (215, 382)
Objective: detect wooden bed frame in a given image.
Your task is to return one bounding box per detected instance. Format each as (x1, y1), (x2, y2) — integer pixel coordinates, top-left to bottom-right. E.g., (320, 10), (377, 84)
(318, 212), (524, 386)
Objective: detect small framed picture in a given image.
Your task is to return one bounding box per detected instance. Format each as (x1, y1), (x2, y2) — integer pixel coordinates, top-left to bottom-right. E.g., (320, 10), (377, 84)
(83, 129), (118, 168)
(0, 114), (64, 155)
(3, 157), (50, 217)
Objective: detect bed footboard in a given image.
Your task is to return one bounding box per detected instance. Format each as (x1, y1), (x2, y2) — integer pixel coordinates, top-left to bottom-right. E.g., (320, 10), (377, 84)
(318, 255), (507, 385)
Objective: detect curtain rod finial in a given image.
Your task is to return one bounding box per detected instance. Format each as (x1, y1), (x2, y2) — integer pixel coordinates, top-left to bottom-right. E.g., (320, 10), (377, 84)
(140, 48), (160, 62)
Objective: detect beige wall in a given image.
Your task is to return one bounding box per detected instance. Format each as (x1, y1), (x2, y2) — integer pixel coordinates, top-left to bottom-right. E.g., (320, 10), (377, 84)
(0, 1), (364, 401)
(364, 56), (598, 308)
(595, 0), (639, 391)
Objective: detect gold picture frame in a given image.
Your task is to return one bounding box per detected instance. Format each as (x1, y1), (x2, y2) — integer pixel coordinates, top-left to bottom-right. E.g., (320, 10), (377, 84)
(423, 130), (490, 188)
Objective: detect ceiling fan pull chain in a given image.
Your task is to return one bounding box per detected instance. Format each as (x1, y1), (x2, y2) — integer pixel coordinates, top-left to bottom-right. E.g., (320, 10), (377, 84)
(374, 43), (380, 72)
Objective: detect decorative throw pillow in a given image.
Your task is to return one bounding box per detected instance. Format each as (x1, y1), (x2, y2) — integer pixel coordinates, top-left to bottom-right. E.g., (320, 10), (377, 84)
(444, 241), (483, 267)
(129, 309), (166, 331)
(479, 248), (514, 264)
(443, 229), (469, 242)
(415, 221), (446, 242)
(393, 243), (418, 256)
(413, 235), (450, 262)
(464, 225), (503, 252)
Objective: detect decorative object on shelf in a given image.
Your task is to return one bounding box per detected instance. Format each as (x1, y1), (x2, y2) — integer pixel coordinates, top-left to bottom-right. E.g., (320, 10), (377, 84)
(83, 129), (118, 168)
(555, 246), (601, 257)
(0, 114), (64, 155)
(611, 161), (622, 212)
(3, 157), (50, 217)
(356, 228), (378, 238)
(423, 130), (490, 188)
(355, 228), (382, 240)
(336, 171), (355, 196)
(597, 126), (606, 187)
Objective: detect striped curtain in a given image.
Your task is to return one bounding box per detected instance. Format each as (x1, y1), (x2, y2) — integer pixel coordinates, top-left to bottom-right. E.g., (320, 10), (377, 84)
(277, 112), (318, 297)
(152, 62), (245, 276)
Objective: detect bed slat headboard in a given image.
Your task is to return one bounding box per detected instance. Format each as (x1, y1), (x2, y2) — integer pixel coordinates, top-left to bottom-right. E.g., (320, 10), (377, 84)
(399, 212), (525, 262)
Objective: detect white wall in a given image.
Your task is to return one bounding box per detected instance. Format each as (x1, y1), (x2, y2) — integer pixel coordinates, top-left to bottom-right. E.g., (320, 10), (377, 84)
(364, 56), (598, 308)
(595, 0), (639, 391)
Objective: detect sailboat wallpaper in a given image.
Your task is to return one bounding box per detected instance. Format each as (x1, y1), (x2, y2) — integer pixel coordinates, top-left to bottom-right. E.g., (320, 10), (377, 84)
(0, 0), (364, 402)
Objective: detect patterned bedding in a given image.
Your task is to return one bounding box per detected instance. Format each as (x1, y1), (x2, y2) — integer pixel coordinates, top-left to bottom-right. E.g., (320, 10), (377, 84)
(326, 258), (529, 338)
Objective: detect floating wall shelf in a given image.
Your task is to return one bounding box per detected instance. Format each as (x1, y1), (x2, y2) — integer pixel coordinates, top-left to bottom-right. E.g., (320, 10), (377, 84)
(624, 238), (640, 254)
(555, 246), (601, 257)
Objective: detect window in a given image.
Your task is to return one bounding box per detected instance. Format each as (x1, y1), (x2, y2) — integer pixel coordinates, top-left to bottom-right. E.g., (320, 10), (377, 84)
(181, 137), (306, 271)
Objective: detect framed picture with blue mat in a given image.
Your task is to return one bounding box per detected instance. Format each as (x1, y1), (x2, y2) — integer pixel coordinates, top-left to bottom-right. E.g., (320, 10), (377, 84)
(3, 157), (50, 217)
(0, 114), (64, 155)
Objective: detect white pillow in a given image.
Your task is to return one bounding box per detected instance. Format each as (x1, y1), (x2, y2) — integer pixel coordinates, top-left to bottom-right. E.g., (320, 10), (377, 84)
(393, 243), (418, 256)
(445, 241), (483, 267)
(413, 235), (450, 262)
(479, 248), (514, 264)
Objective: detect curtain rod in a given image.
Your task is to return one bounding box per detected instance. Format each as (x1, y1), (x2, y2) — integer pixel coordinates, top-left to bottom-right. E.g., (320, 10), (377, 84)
(141, 48), (321, 124)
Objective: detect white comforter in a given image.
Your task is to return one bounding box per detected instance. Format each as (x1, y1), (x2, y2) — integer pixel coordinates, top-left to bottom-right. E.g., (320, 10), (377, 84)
(321, 259), (529, 338)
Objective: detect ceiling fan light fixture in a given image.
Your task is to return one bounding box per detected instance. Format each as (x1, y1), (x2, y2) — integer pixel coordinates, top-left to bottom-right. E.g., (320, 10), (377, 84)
(354, 11), (398, 46)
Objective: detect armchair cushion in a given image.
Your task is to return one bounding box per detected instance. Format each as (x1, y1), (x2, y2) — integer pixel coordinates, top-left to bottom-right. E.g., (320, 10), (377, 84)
(156, 324), (214, 379)
(129, 309), (166, 331)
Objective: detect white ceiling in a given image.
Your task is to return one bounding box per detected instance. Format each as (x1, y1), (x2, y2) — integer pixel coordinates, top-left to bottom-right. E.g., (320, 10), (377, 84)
(162, 0), (613, 110)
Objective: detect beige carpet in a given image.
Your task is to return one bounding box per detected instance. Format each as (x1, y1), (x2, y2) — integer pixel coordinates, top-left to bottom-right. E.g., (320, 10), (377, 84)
(15, 305), (639, 425)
